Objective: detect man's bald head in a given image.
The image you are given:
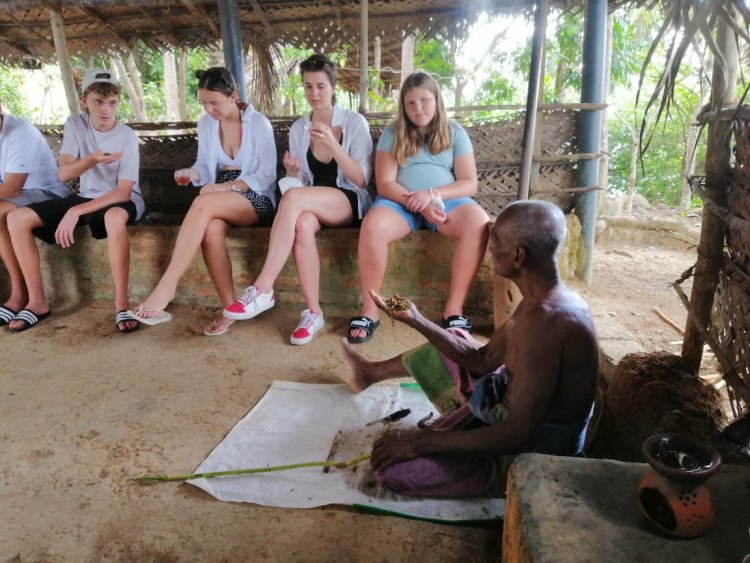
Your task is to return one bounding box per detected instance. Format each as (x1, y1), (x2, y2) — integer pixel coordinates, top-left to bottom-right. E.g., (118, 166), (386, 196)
(492, 200), (566, 270)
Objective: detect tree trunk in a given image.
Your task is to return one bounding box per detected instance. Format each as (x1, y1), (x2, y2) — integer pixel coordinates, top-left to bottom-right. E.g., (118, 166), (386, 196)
(111, 56), (147, 121)
(177, 48), (188, 121)
(163, 50), (179, 121)
(680, 90), (710, 210)
(400, 35), (414, 86)
(681, 11), (738, 372)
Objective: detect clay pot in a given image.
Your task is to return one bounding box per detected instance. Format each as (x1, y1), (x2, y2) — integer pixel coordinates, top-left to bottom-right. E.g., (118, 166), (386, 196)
(637, 433), (722, 538)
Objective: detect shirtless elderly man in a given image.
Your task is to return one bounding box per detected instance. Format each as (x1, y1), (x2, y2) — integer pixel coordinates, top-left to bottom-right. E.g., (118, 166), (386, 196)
(342, 199), (599, 497)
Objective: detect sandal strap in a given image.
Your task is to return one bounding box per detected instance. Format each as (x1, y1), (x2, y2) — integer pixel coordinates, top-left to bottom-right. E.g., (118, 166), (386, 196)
(115, 310), (132, 325)
(348, 316), (375, 330)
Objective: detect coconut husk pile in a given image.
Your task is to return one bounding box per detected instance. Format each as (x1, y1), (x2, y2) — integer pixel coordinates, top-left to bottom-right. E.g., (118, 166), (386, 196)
(590, 351), (746, 463)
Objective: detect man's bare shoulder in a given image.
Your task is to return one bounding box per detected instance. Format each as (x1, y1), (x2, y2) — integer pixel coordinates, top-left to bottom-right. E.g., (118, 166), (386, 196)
(513, 285), (595, 334)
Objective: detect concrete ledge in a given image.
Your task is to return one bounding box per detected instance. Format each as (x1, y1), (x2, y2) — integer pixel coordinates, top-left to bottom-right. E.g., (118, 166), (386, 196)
(591, 312), (645, 382)
(503, 453), (749, 563)
(0, 226), (494, 322)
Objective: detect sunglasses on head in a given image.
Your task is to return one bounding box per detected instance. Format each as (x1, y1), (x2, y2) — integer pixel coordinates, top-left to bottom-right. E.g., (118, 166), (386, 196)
(300, 58), (333, 71)
(195, 69), (235, 91)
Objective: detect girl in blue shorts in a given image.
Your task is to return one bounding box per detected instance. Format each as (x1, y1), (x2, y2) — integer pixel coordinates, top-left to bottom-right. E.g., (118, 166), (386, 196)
(348, 72), (489, 343)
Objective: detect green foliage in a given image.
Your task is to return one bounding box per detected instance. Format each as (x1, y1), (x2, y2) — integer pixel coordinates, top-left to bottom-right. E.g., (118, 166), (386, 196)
(0, 67), (31, 117)
(414, 36), (454, 88)
(474, 74), (516, 106)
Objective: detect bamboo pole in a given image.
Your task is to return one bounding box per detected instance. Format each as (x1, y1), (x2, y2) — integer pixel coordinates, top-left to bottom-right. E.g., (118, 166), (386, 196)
(682, 10), (739, 372)
(135, 453), (371, 483)
(359, 0), (369, 113)
(48, 8), (80, 115)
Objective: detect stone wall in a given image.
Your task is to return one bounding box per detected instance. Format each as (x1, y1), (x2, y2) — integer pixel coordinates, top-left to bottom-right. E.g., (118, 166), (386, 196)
(0, 226), (495, 323)
(0, 213), (585, 326)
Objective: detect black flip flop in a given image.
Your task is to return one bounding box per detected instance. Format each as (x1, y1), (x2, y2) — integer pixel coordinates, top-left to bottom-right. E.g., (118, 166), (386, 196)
(0, 305), (18, 327)
(115, 310), (140, 333)
(441, 315), (473, 333)
(347, 316), (380, 344)
(7, 309), (51, 333)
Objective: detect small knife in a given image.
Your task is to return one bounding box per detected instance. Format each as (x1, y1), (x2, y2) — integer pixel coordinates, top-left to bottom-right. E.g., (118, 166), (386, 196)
(365, 408), (411, 426)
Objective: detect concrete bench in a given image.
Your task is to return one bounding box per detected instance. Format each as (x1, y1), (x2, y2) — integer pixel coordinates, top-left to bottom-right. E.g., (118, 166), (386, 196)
(13, 116), (581, 323)
(502, 453), (749, 562)
(9, 226), (494, 324)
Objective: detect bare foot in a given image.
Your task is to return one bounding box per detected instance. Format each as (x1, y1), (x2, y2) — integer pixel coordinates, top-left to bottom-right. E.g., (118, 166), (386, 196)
(204, 315), (234, 337)
(340, 337), (375, 393)
(139, 285), (176, 314)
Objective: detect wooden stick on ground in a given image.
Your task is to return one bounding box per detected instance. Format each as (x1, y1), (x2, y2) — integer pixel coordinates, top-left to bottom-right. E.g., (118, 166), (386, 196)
(653, 306), (685, 335)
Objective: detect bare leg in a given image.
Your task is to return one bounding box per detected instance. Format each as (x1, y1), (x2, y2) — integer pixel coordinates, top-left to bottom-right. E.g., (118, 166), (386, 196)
(254, 187), (351, 294)
(351, 206), (411, 339)
(139, 192), (258, 313)
(201, 218), (236, 333)
(7, 207), (48, 330)
(437, 204), (490, 318)
(340, 337), (410, 392)
(292, 212), (322, 313)
(104, 207), (139, 331)
(0, 202), (27, 312)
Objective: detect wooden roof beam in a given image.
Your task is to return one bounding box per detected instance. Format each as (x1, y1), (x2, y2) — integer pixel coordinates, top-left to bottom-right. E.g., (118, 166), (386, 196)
(180, 0), (220, 36)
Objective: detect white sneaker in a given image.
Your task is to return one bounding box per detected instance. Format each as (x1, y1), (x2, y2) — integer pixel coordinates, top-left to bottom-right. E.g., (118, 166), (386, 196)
(223, 285), (275, 320)
(290, 309), (325, 345)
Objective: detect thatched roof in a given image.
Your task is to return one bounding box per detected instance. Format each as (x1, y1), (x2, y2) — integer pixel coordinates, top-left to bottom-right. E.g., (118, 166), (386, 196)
(1, 0), (553, 93)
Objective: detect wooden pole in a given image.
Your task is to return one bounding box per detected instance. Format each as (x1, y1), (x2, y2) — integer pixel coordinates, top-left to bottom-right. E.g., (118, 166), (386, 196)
(373, 35), (381, 96)
(48, 8), (80, 115)
(681, 10), (739, 372)
(359, 0), (369, 113)
(518, 0), (548, 200)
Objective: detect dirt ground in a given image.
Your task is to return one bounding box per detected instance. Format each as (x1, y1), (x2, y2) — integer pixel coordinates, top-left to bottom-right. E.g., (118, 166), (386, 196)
(0, 210), (705, 562)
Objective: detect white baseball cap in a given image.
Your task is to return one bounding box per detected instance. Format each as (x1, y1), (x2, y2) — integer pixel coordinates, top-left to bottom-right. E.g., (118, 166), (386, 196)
(81, 68), (120, 93)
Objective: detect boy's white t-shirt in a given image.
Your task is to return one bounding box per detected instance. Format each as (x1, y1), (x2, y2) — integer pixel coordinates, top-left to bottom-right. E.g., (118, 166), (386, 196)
(0, 115), (69, 195)
(60, 114), (145, 219)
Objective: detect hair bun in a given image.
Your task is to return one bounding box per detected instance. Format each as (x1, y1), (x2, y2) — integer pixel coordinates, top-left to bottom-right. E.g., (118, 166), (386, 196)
(194, 69), (206, 79)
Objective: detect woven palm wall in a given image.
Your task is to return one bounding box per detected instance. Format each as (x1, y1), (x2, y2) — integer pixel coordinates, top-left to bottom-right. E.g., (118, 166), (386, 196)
(39, 107), (579, 216)
(708, 117), (750, 408)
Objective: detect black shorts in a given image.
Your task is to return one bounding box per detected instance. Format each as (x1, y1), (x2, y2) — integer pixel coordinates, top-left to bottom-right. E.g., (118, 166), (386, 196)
(27, 194), (137, 244)
(334, 187), (361, 227)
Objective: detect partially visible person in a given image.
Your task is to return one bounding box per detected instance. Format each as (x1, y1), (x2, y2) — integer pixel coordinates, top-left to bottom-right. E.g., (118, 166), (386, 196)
(7, 69), (144, 333)
(126, 67), (277, 335)
(348, 71), (489, 344)
(224, 53), (372, 345)
(342, 200), (599, 497)
(0, 103), (71, 326)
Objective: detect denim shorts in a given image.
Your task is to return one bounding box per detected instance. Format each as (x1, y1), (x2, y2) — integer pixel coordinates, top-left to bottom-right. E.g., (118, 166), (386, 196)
(370, 195), (477, 232)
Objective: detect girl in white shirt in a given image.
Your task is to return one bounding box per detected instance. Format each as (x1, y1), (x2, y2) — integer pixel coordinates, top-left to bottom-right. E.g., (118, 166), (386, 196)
(128, 67), (277, 334)
(223, 54), (373, 345)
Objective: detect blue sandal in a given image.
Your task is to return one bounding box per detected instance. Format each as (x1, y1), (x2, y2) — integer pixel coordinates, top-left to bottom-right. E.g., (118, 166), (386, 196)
(347, 316), (380, 344)
(441, 315), (472, 332)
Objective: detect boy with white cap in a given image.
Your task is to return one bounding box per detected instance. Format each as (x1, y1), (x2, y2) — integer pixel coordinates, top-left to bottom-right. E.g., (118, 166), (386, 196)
(7, 68), (144, 333)
(0, 102), (70, 327)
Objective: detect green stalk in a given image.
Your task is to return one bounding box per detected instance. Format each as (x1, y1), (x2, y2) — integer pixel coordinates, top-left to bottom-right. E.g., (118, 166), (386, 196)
(134, 453), (371, 483)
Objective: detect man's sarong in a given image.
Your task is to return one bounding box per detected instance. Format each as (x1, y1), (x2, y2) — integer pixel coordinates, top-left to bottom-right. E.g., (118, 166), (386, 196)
(378, 332), (510, 497)
(378, 332), (593, 498)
